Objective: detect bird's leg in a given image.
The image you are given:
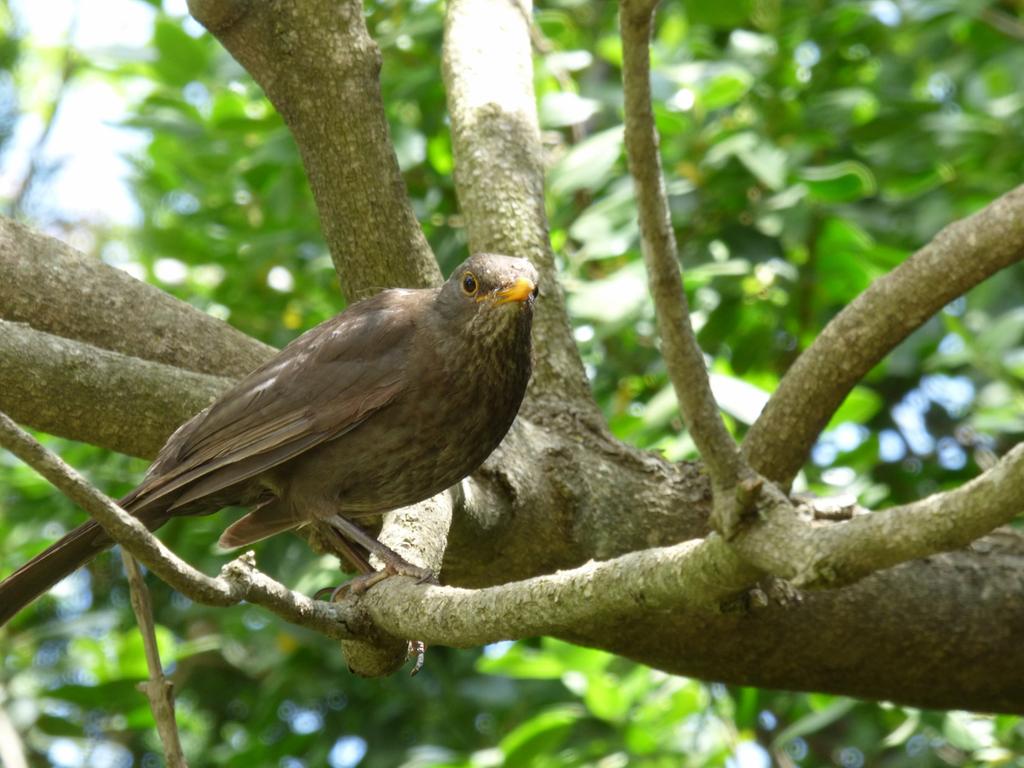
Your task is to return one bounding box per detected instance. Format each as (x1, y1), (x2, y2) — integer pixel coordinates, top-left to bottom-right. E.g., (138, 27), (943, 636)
(319, 515), (434, 674)
(314, 514), (435, 599)
(326, 514), (436, 586)
(312, 525), (376, 602)
(323, 526), (375, 575)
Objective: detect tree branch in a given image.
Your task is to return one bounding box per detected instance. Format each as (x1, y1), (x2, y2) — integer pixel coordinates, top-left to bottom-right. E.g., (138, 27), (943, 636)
(442, 0), (592, 408)
(5, 405), (1024, 710)
(719, 442), (1023, 591)
(0, 321), (233, 458)
(0, 410), (379, 639)
(744, 183), (1024, 487)
(0, 216), (273, 377)
(119, 551), (188, 768)
(187, 0), (441, 298)
(619, 0), (755, 533)
(804, 443), (1024, 586)
(361, 537), (757, 646)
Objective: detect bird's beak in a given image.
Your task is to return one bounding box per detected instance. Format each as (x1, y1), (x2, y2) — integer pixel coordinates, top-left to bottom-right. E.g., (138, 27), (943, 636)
(493, 276), (537, 305)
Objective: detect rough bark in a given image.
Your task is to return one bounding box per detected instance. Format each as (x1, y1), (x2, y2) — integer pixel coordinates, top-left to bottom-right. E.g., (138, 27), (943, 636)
(2, 0), (1024, 715)
(187, 0), (441, 298)
(442, 0), (592, 407)
(0, 216), (272, 376)
(0, 320), (231, 458)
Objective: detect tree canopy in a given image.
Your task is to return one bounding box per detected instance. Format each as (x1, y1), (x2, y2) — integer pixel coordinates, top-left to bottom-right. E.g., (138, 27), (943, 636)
(1, 0), (1023, 766)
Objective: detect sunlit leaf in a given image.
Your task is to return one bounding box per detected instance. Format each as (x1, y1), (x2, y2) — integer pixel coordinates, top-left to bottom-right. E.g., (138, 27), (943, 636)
(548, 126), (624, 196)
(799, 161), (877, 203)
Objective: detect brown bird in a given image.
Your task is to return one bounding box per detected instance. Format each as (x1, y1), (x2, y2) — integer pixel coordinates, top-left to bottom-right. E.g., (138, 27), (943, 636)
(0, 253), (538, 626)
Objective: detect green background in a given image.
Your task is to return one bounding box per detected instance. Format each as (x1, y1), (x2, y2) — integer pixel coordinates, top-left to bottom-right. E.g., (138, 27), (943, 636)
(1, 0), (1023, 765)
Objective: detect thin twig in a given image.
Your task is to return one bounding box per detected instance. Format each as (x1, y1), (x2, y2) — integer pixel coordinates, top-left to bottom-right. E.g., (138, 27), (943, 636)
(119, 551), (188, 767)
(618, 0), (756, 533)
(9, 11), (80, 218)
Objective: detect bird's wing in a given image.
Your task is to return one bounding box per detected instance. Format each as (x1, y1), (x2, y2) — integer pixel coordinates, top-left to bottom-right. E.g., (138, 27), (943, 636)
(121, 290), (425, 513)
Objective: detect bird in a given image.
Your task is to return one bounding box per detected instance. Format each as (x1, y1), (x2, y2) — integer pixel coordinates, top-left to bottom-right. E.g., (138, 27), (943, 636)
(0, 253), (539, 626)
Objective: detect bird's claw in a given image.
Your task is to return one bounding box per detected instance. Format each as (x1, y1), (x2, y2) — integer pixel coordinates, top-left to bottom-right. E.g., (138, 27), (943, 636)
(408, 640), (426, 676)
(315, 562), (437, 602)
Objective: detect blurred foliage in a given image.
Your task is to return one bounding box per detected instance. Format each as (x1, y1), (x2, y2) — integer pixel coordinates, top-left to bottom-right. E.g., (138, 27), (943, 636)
(2, 0), (1024, 766)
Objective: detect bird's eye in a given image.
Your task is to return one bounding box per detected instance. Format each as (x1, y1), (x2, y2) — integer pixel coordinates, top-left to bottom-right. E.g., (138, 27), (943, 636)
(461, 272), (478, 296)
(530, 285), (539, 300)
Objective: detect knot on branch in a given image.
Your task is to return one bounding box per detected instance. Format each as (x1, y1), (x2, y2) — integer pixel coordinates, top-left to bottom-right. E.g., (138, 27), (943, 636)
(710, 472), (765, 539)
(218, 550), (259, 588)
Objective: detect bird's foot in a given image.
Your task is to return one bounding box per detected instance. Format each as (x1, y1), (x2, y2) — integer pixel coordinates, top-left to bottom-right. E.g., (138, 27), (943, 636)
(316, 560), (436, 601)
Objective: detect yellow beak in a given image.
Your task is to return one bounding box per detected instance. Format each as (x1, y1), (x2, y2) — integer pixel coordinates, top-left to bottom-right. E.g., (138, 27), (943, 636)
(494, 276), (536, 305)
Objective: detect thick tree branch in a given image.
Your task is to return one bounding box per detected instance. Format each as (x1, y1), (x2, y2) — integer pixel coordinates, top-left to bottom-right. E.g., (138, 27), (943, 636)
(5, 402), (1024, 710)
(187, 0), (441, 298)
(745, 183), (1024, 486)
(0, 321), (232, 458)
(120, 551), (188, 768)
(619, 0), (755, 533)
(590, 536), (1024, 713)
(0, 216), (273, 376)
(361, 537), (756, 646)
(442, 0), (592, 407)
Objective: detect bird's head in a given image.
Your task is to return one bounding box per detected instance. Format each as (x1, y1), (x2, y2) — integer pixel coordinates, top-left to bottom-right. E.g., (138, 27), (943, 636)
(437, 253), (539, 341)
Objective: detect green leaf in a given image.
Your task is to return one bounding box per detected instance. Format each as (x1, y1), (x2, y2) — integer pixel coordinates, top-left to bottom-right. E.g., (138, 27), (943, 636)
(826, 387), (883, 428)
(881, 163), (955, 201)
(427, 132), (454, 174)
(705, 132), (787, 190)
(699, 65), (753, 110)
(682, 0), (752, 27)
(477, 644), (568, 679)
(584, 679), (629, 722)
(539, 91), (601, 128)
(568, 179), (639, 259)
(152, 19), (211, 87)
(565, 261), (649, 326)
(799, 161), (877, 203)
(977, 308), (1024, 358)
(772, 698), (858, 748)
(548, 126), (624, 196)
(499, 705), (584, 767)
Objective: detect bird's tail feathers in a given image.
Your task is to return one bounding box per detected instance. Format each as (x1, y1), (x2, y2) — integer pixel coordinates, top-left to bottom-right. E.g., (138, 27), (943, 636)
(0, 497), (170, 627)
(0, 520), (111, 626)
